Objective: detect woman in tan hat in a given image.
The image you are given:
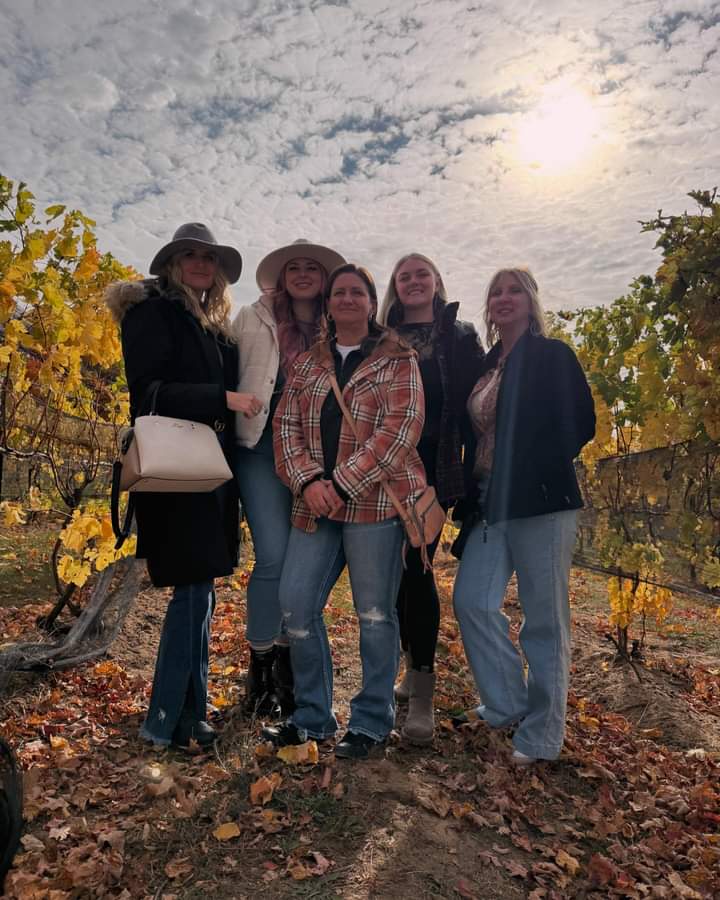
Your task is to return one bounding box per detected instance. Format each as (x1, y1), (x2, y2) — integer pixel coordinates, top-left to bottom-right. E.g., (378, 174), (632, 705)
(232, 239), (346, 718)
(106, 223), (255, 749)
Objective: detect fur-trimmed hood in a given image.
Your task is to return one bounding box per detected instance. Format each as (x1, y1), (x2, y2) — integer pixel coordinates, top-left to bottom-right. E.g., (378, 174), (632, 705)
(104, 278), (156, 325)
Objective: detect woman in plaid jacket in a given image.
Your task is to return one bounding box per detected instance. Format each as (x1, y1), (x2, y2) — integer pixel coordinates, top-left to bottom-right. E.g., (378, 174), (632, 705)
(262, 263), (427, 760)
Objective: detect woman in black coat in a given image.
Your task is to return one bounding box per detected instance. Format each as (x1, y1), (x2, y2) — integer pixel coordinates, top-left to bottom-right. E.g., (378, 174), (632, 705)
(106, 223), (259, 749)
(379, 253), (484, 745)
(452, 267), (595, 765)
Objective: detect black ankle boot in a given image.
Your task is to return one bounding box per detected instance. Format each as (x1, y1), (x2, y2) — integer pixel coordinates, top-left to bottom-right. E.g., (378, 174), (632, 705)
(244, 647), (279, 718)
(273, 645), (296, 716)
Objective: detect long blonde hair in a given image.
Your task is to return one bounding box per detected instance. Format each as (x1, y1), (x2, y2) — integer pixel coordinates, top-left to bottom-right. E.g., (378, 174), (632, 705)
(165, 254), (234, 336)
(484, 267), (547, 345)
(378, 252), (448, 326)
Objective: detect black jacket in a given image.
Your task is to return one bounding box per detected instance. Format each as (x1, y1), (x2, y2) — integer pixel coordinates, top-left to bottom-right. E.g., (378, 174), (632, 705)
(106, 279), (239, 587)
(390, 298), (484, 505)
(459, 332), (595, 525)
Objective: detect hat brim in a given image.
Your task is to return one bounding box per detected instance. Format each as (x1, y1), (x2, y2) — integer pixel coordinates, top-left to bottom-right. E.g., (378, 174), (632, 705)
(149, 238), (243, 284)
(255, 242), (346, 292)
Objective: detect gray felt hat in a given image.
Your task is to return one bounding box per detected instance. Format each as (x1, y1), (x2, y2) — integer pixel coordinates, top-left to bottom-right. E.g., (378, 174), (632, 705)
(149, 223), (243, 283)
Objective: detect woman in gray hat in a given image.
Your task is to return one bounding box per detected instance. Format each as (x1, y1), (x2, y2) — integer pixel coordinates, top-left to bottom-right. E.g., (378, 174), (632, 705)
(106, 223), (257, 749)
(232, 239), (346, 718)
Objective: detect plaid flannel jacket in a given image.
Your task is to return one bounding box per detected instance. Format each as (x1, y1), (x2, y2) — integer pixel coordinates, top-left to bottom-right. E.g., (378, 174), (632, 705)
(273, 332), (427, 532)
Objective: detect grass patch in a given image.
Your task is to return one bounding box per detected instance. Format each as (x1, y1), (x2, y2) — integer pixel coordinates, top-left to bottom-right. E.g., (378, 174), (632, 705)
(0, 519), (59, 609)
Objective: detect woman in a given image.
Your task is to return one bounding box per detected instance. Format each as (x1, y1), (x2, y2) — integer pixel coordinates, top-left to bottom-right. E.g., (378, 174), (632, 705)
(231, 239), (345, 716)
(106, 222), (256, 749)
(379, 254), (483, 744)
(262, 264), (426, 760)
(452, 267), (595, 765)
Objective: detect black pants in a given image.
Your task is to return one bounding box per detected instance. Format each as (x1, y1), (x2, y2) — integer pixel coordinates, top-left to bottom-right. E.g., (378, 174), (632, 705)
(396, 438), (443, 672)
(396, 532), (443, 671)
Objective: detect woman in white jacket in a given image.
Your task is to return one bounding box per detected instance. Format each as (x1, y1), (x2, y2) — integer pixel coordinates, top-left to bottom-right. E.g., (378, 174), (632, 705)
(232, 239), (345, 716)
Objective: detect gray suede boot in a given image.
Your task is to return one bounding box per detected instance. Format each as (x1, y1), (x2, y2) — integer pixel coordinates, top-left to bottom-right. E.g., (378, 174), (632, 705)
(394, 651), (413, 704)
(401, 670), (435, 745)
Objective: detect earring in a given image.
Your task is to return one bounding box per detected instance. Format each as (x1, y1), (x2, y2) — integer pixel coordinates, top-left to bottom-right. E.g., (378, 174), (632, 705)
(326, 312), (333, 322)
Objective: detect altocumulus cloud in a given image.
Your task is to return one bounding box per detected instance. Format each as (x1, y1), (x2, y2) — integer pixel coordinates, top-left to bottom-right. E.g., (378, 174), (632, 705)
(0, 0), (718, 325)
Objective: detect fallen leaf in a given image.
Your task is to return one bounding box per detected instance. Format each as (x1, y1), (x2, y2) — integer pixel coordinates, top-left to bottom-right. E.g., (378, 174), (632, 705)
(288, 862), (312, 880)
(587, 853), (617, 886)
(255, 742), (274, 760)
(165, 857), (193, 878)
(213, 822), (241, 841)
(145, 776), (175, 797)
(308, 851), (332, 875)
(250, 772), (282, 806)
(666, 871), (702, 899)
(277, 741), (319, 765)
(20, 833), (45, 852)
(555, 848), (580, 876)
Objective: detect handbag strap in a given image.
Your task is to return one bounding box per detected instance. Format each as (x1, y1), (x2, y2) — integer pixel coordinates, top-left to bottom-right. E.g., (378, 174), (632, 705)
(144, 380), (162, 416)
(110, 459), (135, 550)
(327, 372), (409, 525)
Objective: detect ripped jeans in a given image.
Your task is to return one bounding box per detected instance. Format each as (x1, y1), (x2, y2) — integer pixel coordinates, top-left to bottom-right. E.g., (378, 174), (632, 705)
(279, 517), (404, 741)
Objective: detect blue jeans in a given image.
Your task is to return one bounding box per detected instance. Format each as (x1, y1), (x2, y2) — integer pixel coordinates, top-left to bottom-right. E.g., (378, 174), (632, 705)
(279, 517), (404, 741)
(453, 511), (578, 760)
(140, 580), (215, 745)
(235, 429), (292, 646)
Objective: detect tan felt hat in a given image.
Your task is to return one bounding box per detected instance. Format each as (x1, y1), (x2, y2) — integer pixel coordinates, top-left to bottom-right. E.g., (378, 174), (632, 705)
(255, 238), (346, 292)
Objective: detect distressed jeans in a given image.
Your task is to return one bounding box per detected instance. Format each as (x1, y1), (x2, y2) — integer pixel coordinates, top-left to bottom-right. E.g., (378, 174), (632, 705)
(453, 511), (578, 760)
(235, 428), (292, 647)
(279, 517), (404, 741)
(140, 580), (215, 745)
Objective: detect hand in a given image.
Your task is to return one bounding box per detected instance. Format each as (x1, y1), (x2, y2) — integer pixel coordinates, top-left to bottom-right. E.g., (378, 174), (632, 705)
(322, 479), (344, 515)
(302, 480), (343, 518)
(226, 391), (263, 418)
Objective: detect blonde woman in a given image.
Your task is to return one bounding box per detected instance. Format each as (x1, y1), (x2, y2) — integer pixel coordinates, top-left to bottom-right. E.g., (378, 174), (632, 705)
(106, 223), (253, 749)
(453, 267), (595, 765)
(379, 254), (483, 744)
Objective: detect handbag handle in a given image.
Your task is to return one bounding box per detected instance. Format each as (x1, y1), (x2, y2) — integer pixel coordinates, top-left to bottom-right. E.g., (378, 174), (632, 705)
(110, 458), (135, 549)
(145, 380), (162, 416)
(327, 372), (410, 526)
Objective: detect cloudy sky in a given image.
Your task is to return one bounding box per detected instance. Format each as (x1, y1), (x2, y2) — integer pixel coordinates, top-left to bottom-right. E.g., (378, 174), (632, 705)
(1, 0), (718, 325)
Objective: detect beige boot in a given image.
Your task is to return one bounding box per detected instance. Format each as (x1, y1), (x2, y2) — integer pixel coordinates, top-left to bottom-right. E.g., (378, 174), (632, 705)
(401, 670), (435, 745)
(394, 651), (413, 704)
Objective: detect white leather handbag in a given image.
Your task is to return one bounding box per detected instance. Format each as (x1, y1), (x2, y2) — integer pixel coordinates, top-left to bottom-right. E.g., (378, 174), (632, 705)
(118, 414), (232, 492)
(111, 381), (232, 547)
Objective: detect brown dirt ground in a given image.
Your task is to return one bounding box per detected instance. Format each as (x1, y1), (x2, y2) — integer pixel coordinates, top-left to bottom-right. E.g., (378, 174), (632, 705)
(2, 546), (719, 899)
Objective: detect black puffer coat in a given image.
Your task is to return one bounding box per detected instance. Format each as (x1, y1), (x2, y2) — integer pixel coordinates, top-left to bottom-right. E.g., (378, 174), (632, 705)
(106, 279), (239, 587)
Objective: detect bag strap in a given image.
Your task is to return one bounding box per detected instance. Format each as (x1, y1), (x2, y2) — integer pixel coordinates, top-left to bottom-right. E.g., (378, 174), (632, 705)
(327, 372), (409, 526)
(110, 459), (135, 550)
(144, 380), (162, 416)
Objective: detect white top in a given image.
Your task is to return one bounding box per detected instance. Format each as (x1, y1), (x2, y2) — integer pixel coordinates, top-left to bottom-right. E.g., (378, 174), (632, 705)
(336, 343), (361, 362)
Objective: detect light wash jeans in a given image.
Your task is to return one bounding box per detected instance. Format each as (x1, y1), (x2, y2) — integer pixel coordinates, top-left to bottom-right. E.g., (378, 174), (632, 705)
(453, 510), (578, 760)
(140, 580), (215, 745)
(235, 428), (292, 647)
(279, 517), (404, 741)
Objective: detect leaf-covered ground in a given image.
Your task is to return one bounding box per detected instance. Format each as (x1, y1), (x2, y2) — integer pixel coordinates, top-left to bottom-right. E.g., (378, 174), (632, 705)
(1, 546), (719, 899)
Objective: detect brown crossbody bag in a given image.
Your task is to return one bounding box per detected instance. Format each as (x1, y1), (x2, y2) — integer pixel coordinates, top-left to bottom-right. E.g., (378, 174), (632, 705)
(327, 372), (446, 569)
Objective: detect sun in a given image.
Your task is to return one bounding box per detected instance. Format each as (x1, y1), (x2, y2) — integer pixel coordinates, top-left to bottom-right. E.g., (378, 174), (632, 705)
(514, 87), (601, 173)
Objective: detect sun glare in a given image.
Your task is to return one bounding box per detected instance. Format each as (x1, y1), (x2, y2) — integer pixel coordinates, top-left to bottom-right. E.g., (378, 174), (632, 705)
(515, 87), (601, 174)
